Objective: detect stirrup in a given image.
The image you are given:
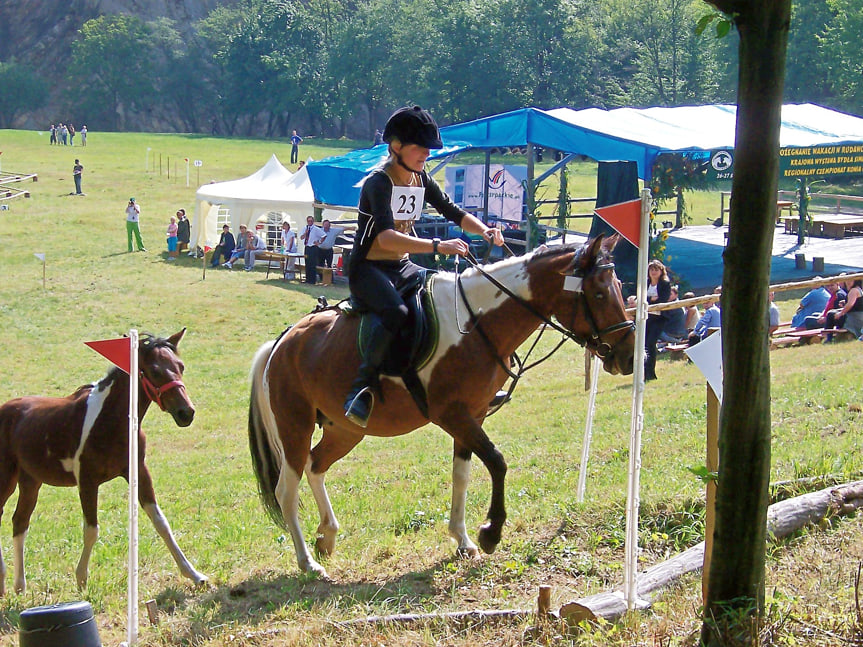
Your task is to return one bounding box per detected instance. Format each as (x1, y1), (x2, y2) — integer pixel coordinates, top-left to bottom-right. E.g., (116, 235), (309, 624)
(345, 386), (374, 428)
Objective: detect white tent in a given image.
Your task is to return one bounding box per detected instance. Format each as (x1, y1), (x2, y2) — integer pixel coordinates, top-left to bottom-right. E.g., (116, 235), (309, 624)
(189, 154), (339, 251)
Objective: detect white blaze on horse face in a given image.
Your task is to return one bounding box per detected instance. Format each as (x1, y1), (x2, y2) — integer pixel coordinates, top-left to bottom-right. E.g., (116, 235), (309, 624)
(60, 381), (111, 483)
(418, 253), (533, 385)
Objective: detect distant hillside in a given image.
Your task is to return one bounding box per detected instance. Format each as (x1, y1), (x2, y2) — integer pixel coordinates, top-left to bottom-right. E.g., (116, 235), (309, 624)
(0, 0), (238, 128)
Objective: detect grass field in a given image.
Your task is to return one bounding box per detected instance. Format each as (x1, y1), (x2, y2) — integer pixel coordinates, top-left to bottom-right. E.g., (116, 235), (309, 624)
(0, 129), (861, 646)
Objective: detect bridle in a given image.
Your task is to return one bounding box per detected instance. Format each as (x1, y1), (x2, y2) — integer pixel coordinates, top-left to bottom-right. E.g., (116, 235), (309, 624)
(139, 366), (187, 412)
(454, 248), (634, 414)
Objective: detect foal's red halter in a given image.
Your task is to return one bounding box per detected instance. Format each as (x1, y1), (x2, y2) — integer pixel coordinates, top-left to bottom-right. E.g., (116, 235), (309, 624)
(140, 372), (186, 411)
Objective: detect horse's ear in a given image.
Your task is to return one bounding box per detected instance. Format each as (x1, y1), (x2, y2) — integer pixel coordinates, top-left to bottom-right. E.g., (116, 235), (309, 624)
(580, 235), (606, 269)
(168, 328), (187, 348)
(602, 232), (620, 253)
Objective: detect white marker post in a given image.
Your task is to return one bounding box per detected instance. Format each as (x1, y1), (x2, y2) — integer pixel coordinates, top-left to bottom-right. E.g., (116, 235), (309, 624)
(34, 253), (45, 289)
(185, 158), (190, 188)
(145, 148), (151, 173)
(127, 329), (140, 647)
(623, 188), (651, 609)
(577, 356), (602, 502)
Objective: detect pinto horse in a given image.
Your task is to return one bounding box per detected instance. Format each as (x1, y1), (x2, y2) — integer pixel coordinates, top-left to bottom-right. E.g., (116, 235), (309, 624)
(249, 235), (634, 578)
(0, 329), (207, 595)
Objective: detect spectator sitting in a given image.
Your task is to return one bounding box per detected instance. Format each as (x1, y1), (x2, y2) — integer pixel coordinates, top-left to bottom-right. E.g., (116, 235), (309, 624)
(211, 224), (236, 267)
(688, 289), (722, 346)
(803, 281), (846, 330)
(791, 282), (830, 329)
(659, 285), (689, 343)
(834, 278), (863, 340)
(682, 291), (700, 333)
(243, 229), (268, 271)
(768, 291), (781, 334)
(223, 224), (248, 269)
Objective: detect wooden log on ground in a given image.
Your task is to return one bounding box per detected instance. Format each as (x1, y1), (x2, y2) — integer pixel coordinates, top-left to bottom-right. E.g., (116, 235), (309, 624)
(560, 479), (863, 626)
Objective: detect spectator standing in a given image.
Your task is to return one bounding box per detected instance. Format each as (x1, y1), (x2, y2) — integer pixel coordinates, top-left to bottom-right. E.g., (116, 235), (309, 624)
(72, 159), (84, 195)
(68, 124), (75, 146)
(373, 129), (384, 145)
(80, 125), (88, 146)
(125, 198), (146, 252)
(210, 224), (236, 267)
(300, 216), (324, 284)
(290, 130), (303, 165)
(49, 124), (56, 145)
(281, 221), (298, 279)
(60, 124), (68, 145)
(644, 259), (672, 381)
(176, 208), (191, 255)
(166, 216), (179, 260)
(317, 219), (338, 269)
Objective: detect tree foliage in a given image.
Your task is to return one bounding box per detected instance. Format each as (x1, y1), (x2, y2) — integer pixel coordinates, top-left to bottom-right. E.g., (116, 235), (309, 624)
(0, 62), (48, 128)
(38, 0), (854, 133)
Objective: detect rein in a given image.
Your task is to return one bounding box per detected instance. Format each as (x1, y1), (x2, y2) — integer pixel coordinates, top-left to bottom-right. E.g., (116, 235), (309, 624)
(454, 250), (634, 416)
(140, 372), (186, 411)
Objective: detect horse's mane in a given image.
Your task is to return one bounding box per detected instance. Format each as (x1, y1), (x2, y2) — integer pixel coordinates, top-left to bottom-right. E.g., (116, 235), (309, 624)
(528, 239), (609, 266)
(140, 333), (178, 353)
(84, 333), (177, 392)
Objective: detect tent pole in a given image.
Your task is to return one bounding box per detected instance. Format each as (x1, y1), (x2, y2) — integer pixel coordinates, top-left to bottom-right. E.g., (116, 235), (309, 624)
(526, 143), (535, 251)
(483, 150), (491, 225)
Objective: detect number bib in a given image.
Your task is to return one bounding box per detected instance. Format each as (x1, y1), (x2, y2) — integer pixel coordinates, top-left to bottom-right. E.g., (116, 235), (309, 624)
(390, 185), (424, 233)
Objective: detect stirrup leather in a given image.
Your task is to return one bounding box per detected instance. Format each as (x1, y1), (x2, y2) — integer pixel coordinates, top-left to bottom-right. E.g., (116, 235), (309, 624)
(344, 386), (374, 428)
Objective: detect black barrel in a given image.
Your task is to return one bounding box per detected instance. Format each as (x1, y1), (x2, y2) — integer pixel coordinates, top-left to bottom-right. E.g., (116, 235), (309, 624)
(19, 601), (102, 647)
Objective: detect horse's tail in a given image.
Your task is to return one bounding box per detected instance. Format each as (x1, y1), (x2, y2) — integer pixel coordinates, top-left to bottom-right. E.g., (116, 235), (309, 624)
(248, 339), (288, 530)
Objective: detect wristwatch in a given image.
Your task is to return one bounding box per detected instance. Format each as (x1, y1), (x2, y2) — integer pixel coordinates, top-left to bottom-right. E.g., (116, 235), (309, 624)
(432, 237), (440, 255)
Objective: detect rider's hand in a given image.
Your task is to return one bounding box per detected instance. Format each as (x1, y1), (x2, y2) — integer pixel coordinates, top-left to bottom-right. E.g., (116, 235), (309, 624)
(483, 228), (505, 247)
(438, 238), (470, 256)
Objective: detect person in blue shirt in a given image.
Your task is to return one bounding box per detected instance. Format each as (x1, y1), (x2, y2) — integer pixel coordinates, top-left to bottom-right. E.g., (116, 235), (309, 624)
(688, 288), (722, 346)
(791, 284), (830, 329)
(290, 130), (303, 165)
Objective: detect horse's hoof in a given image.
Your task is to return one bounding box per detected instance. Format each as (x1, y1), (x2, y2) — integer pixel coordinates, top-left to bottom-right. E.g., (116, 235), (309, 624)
(478, 522), (502, 554)
(456, 544), (481, 560)
(315, 535), (335, 557)
(302, 560), (329, 580)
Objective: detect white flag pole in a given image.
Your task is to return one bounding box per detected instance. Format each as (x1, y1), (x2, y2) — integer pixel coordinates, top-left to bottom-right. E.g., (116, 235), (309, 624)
(623, 188), (651, 609)
(127, 330), (140, 647)
(577, 355), (602, 502)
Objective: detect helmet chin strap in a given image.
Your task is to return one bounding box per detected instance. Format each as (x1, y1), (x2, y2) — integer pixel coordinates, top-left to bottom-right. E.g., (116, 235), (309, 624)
(394, 151), (420, 175)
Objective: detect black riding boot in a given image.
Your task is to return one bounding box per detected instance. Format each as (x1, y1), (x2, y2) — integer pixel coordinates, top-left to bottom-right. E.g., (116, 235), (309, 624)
(344, 321), (395, 428)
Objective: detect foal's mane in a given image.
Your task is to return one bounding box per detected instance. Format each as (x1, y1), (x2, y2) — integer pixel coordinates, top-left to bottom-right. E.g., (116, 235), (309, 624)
(85, 333), (178, 392)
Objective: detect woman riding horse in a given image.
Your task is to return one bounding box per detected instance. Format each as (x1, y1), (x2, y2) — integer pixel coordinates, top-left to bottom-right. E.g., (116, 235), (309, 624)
(344, 106), (504, 427)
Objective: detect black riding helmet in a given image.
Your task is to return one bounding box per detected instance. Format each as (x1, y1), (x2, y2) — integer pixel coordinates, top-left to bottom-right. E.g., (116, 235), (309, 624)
(382, 106), (443, 149)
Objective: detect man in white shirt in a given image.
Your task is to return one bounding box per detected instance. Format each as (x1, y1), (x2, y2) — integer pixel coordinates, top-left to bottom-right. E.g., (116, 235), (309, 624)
(300, 216), (325, 284)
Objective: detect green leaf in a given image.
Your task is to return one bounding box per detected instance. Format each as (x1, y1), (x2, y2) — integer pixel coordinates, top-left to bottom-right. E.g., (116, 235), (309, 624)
(695, 14), (716, 36)
(688, 465), (719, 483)
(716, 20), (732, 38)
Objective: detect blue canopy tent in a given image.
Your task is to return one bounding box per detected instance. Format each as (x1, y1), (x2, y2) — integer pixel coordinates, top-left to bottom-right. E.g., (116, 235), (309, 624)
(306, 103), (863, 208)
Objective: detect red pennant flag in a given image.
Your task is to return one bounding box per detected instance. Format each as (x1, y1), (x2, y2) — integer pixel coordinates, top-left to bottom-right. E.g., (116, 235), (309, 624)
(85, 337), (132, 374)
(203, 245), (213, 252)
(594, 199), (642, 248)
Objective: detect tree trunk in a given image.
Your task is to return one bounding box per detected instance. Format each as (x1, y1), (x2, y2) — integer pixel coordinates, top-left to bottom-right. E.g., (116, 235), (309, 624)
(700, 3), (791, 646)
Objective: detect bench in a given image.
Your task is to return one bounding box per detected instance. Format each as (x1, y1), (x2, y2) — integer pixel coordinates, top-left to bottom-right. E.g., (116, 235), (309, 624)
(316, 266), (333, 285)
(780, 327), (852, 345)
(252, 251), (305, 281)
(782, 214), (863, 239)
